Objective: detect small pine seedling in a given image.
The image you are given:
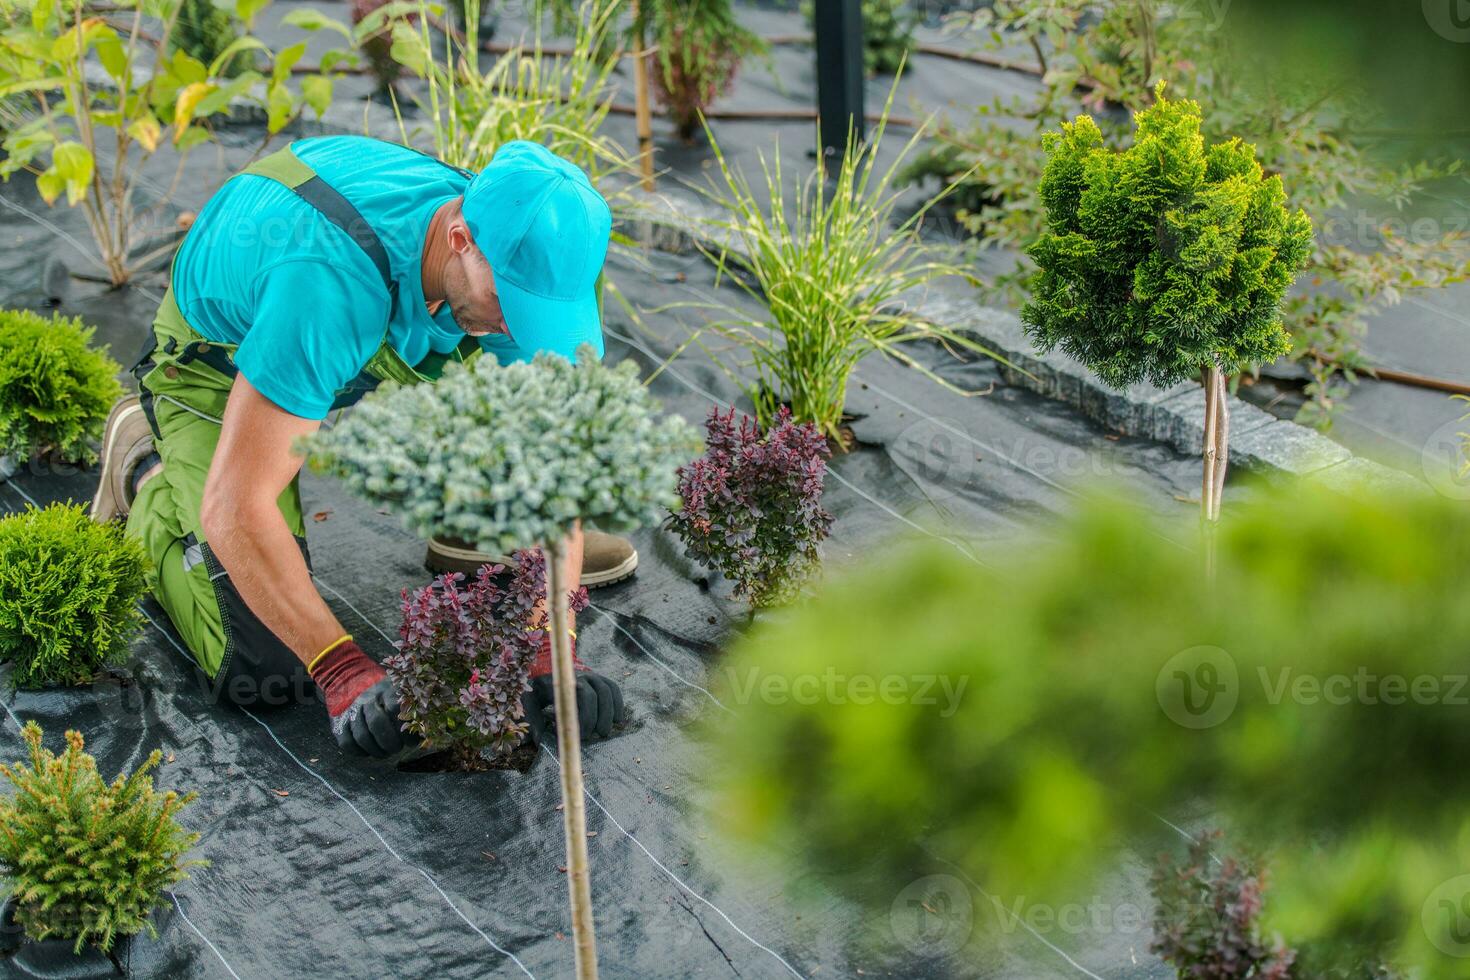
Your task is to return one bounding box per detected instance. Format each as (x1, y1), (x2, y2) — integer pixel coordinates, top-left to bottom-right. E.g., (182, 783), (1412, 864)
(0, 722), (203, 953)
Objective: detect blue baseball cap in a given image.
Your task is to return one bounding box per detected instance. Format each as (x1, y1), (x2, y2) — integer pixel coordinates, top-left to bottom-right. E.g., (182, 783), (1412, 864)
(461, 141), (611, 363)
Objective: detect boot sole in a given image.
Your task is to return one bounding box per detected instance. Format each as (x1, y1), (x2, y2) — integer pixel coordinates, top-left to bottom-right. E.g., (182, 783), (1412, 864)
(89, 400), (145, 522)
(423, 541), (638, 589)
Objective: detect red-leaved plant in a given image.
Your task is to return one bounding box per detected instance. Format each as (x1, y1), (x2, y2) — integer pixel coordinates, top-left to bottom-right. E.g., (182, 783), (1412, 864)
(669, 406), (832, 608)
(388, 550), (588, 768)
(1150, 831), (1297, 980)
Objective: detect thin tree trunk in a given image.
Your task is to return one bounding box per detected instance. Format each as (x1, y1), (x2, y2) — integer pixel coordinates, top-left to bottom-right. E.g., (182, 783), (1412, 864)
(1201, 365), (1221, 580)
(544, 539), (599, 979)
(631, 0), (655, 192)
(1211, 369), (1230, 522)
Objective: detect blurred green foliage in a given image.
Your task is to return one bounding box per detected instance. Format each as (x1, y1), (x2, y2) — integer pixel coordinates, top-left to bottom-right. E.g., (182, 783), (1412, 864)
(706, 480), (1470, 975)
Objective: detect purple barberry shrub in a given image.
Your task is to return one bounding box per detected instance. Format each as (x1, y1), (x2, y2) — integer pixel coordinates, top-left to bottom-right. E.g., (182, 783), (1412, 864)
(669, 406), (833, 607)
(388, 550), (588, 767)
(1150, 831), (1296, 980)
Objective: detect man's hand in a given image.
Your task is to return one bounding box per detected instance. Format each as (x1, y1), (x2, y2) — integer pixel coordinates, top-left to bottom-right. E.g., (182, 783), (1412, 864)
(521, 633), (626, 746)
(311, 638), (411, 758)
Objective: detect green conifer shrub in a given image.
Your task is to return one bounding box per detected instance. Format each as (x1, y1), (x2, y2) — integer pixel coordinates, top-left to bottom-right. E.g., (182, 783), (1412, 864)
(0, 310), (123, 465)
(0, 504), (148, 688)
(305, 346), (699, 977)
(0, 722), (202, 953)
(1022, 86), (1313, 531)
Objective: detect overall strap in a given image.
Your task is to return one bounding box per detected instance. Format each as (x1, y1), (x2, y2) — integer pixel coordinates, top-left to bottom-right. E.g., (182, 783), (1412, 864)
(242, 145), (399, 314)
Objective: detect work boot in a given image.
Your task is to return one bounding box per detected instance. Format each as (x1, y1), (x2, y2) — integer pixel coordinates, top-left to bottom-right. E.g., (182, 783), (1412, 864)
(90, 396), (158, 523)
(424, 530), (638, 588)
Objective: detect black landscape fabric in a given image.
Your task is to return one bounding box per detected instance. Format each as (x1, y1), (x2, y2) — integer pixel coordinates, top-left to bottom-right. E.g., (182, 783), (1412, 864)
(0, 24), (1214, 974)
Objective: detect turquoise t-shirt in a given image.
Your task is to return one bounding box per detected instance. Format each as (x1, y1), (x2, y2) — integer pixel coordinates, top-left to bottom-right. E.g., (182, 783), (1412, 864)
(172, 136), (512, 420)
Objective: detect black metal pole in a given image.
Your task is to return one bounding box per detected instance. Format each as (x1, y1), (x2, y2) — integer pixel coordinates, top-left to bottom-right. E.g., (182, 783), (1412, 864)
(813, 0), (864, 170)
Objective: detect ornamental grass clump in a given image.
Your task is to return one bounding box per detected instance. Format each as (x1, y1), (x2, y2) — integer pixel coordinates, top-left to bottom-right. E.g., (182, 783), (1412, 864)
(0, 309), (123, 465)
(670, 407), (832, 607)
(1021, 84), (1313, 542)
(0, 722), (202, 953)
(390, 553), (588, 769)
(305, 346), (699, 978)
(0, 504), (148, 688)
(698, 85), (994, 445)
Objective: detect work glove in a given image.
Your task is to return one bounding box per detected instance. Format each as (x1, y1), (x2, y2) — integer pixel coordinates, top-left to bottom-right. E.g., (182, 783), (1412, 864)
(309, 637), (412, 758)
(522, 632), (626, 746)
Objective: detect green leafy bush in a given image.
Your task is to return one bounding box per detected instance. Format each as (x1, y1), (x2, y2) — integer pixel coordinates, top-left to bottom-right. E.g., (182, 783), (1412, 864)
(706, 479), (1470, 976)
(0, 722), (202, 953)
(0, 309), (123, 465)
(303, 346), (701, 554)
(0, 504), (148, 688)
(1022, 85), (1313, 389)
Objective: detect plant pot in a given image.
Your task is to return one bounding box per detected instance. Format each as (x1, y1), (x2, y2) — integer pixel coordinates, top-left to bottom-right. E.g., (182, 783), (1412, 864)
(0, 894), (174, 978)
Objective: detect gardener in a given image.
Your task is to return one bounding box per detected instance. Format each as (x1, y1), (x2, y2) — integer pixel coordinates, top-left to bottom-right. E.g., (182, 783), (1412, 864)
(88, 136), (630, 759)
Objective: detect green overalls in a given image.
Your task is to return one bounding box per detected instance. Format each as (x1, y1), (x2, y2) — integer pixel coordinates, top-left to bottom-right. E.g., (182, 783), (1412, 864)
(127, 144), (480, 706)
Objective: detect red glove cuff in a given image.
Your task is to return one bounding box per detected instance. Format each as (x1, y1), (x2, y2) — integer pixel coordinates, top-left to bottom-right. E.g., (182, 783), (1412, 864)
(529, 630), (588, 680)
(309, 639), (386, 717)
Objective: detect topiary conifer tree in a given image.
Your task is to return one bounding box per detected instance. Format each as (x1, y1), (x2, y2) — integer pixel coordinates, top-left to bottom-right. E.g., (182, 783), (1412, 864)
(304, 346), (699, 978)
(1021, 84), (1313, 554)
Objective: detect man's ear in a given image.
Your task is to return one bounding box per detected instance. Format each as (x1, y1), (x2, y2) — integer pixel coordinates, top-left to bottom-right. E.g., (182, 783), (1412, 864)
(447, 219), (474, 255)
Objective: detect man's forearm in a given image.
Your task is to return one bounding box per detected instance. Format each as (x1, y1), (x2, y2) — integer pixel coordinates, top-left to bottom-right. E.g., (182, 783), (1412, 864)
(203, 502), (346, 665)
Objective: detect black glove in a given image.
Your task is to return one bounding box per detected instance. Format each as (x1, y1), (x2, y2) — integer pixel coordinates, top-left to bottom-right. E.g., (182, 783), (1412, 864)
(521, 670), (626, 746)
(332, 677), (412, 757)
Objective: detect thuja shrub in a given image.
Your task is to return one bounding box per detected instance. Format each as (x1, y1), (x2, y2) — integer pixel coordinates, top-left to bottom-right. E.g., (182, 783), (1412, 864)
(303, 346), (701, 554)
(0, 504), (148, 688)
(0, 722), (202, 953)
(1151, 832), (1296, 980)
(390, 551), (588, 766)
(669, 407), (832, 607)
(1022, 84), (1314, 389)
(0, 309), (123, 465)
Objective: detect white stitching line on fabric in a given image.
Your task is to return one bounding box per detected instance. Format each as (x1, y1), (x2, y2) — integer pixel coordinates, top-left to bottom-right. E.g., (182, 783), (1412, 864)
(138, 609), (535, 978)
(539, 743), (806, 979)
